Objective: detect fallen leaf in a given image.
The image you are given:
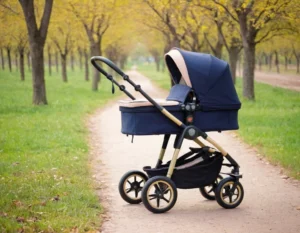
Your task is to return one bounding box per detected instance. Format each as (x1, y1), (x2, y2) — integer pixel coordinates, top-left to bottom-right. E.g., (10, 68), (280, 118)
(12, 162), (20, 166)
(0, 212), (8, 217)
(40, 201), (47, 206)
(51, 195), (60, 201)
(27, 217), (38, 223)
(13, 200), (23, 207)
(16, 216), (25, 223)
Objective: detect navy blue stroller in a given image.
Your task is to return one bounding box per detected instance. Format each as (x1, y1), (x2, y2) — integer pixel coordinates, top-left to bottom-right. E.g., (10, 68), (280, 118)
(91, 48), (244, 213)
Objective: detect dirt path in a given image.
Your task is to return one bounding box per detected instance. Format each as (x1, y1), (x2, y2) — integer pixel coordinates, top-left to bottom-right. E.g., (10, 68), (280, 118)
(255, 71), (300, 91)
(89, 71), (300, 233)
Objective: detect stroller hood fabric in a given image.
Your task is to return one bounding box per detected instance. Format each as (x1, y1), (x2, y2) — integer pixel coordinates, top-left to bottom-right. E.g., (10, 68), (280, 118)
(165, 48), (241, 111)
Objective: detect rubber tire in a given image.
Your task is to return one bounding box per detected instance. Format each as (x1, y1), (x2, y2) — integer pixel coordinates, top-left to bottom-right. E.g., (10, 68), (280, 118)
(118, 170), (148, 204)
(141, 176), (177, 214)
(199, 175), (223, 200)
(215, 177), (244, 209)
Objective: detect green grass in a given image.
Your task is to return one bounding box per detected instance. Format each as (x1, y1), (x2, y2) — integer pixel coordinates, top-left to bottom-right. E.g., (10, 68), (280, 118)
(138, 63), (300, 179)
(0, 67), (118, 232)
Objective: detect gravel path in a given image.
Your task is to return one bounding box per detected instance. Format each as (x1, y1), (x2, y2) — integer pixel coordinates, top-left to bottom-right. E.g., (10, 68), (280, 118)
(89, 71), (300, 233)
(255, 71), (300, 92)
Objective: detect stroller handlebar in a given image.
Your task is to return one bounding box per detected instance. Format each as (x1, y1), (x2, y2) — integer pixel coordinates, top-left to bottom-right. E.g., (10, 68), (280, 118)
(90, 56), (135, 100)
(91, 56), (125, 77)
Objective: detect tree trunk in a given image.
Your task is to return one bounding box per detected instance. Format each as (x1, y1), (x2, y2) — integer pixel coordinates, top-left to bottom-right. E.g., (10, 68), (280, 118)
(1, 48), (5, 70)
(242, 43), (255, 99)
(154, 57), (160, 72)
(70, 51), (74, 71)
(274, 50), (279, 73)
(7, 47), (12, 72)
(296, 57), (300, 74)
(19, 0), (53, 105)
(78, 47), (83, 70)
(61, 54), (67, 82)
(284, 55), (288, 71)
(228, 47), (239, 84)
(27, 51), (31, 71)
(263, 53), (268, 65)
(120, 55), (127, 70)
(15, 52), (19, 71)
(55, 51), (59, 73)
(258, 56), (262, 71)
(90, 42), (101, 91)
(268, 53), (273, 71)
(19, 48), (25, 81)
(31, 43), (47, 104)
(84, 49), (89, 81)
(48, 46), (52, 76)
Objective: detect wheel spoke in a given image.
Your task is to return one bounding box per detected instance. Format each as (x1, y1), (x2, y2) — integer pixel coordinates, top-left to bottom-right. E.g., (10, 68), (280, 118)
(156, 197), (160, 207)
(154, 184), (162, 193)
(138, 180), (144, 185)
(126, 180), (132, 185)
(163, 188), (170, 194)
(134, 176), (137, 182)
(126, 188), (133, 193)
(134, 189), (139, 198)
(207, 187), (214, 194)
(162, 196), (170, 203)
(229, 194), (233, 203)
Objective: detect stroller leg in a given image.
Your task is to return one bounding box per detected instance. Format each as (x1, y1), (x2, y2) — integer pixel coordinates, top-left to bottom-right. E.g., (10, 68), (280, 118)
(155, 134), (170, 168)
(167, 133), (185, 178)
(167, 149), (180, 178)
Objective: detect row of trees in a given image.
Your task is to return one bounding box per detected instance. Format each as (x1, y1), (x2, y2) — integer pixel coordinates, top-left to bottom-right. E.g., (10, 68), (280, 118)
(0, 0), (135, 105)
(0, 0), (299, 105)
(139, 0), (300, 99)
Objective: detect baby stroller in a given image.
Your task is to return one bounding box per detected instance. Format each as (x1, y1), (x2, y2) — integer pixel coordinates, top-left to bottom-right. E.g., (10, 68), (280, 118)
(91, 48), (244, 214)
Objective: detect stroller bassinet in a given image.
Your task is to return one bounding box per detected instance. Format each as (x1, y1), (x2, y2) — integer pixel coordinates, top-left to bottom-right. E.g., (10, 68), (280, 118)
(119, 48), (241, 135)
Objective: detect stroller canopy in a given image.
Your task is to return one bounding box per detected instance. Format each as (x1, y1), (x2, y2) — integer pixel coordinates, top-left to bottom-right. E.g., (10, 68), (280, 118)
(165, 48), (241, 111)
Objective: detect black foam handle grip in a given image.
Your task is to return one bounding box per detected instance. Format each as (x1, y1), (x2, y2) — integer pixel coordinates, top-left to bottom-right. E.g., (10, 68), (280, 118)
(90, 56), (125, 77)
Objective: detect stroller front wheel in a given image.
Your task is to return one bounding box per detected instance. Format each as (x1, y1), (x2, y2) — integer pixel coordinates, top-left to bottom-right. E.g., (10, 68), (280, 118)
(118, 170), (148, 204)
(141, 176), (177, 214)
(215, 177), (244, 209)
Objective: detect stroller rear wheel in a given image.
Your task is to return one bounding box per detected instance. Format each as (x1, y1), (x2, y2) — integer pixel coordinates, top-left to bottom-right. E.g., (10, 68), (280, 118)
(118, 170), (148, 204)
(199, 175), (223, 200)
(141, 176), (177, 214)
(215, 177), (244, 209)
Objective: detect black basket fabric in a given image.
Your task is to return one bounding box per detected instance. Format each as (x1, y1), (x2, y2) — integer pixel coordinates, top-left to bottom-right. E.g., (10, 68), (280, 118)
(143, 148), (223, 189)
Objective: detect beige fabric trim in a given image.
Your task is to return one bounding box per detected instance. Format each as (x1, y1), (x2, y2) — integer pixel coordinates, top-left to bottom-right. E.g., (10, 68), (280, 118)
(165, 49), (192, 87)
(118, 99), (179, 108)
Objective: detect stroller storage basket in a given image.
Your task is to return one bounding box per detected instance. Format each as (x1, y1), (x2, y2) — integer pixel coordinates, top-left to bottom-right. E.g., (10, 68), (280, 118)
(143, 148), (223, 189)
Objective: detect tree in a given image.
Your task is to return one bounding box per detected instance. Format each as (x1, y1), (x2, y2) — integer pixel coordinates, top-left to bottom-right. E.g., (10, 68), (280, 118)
(213, 0), (297, 100)
(18, 0), (54, 105)
(70, 0), (113, 91)
(52, 27), (73, 82)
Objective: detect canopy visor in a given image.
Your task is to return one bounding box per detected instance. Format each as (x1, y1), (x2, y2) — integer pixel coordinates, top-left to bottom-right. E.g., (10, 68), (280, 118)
(165, 49), (192, 87)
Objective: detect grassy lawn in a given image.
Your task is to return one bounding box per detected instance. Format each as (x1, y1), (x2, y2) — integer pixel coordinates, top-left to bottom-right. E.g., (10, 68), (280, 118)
(0, 67), (117, 232)
(138, 64), (300, 179)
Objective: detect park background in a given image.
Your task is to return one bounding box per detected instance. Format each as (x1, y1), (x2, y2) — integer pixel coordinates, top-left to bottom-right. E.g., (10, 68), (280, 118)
(0, 0), (299, 232)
